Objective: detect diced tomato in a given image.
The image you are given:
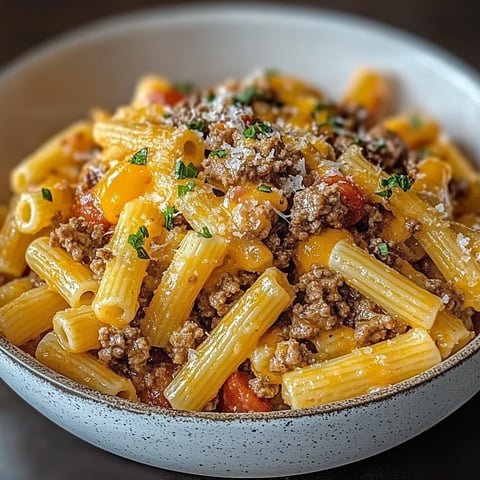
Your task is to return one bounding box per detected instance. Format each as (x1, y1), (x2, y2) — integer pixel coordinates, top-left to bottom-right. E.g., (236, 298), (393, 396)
(220, 371), (273, 413)
(146, 89), (185, 107)
(72, 189), (111, 229)
(320, 174), (366, 226)
(137, 363), (176, 408)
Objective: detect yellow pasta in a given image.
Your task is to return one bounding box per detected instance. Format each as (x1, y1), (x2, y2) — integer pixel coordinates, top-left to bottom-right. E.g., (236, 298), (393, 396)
(342, 67), (389, 118)
(142, 230), (228, 347)
(0, 277), (33, 308)
(15, 184), (75, 234)
(226, 238), (273, 272)
(382, 111), (439, 149)
(176, 184), (231, 237)
(0, 198), (36, 277)
(26, 237), (98, 307)
(10, 121), (93, 193)
(93, 198), (162, 327)
(394, 256), (474, 358)
(282, 328), (441, 409)
(0, 286), (68, 346)
(338, 145), (480, 310)
(311, 326), (357, 363)
(36, 332), (137, 401)
(53, 305), (103, 353)
(296, 230), (443, 330)
(164, 267), (295, 411)
(93, 120), (204, 168)
(2, 69), (479, 412)
(429, 311), (474, 359)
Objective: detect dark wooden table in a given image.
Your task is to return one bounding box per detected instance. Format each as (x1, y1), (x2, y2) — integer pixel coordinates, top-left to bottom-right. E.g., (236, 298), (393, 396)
(1, 1), (479, 479)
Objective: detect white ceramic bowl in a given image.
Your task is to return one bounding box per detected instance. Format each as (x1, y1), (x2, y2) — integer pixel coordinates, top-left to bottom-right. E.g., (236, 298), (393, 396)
(1, 4), (480, 478)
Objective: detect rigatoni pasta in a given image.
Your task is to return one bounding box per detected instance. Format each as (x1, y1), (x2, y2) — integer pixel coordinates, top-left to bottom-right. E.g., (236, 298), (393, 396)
(0, 68), (479, 412)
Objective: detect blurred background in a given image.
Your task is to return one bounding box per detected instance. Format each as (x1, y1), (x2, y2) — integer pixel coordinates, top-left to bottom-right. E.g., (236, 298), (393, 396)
(0, 0), (479, 72)
(0, 1), (479, 480)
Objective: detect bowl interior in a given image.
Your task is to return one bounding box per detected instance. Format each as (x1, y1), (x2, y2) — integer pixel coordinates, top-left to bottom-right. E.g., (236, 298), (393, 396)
(1, 4), (480, 417)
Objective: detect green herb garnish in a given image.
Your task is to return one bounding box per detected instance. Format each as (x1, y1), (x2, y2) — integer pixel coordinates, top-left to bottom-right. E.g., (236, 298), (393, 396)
(41, 188), (53, 202)
(258, 184), (272, 193)
(129, 147), (148, 165)
(314, 102), (328, 112)
(234, 86), (260, 105)
(376, 174), (413, 198)
(206, 91), (216, 102)
(378, 242), (389, 256)
(209, 149), (227, 158)
(162, 206), (175, 231)
(174, 160), (198, 179)
(186, 119), (206, 132)
(127, 225), (150, 259)
(198, 226), (213, 238)
(242, 120), (273, 139)
(242, 125), (256, 138)
(178, 181), (196, 197)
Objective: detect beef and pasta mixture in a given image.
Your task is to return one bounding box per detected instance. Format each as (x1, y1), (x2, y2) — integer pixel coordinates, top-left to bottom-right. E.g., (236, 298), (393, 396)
(1, 69), (479, 412)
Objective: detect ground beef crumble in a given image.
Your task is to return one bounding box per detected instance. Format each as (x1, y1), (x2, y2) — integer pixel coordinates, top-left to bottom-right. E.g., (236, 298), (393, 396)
(290, 182), (349, 240)
(350, 297), (405, 346)
(50, 217), (111, 279)
(98, 325), (150, 376)
(269, 339), (315, 373)
(249, 375), (280, 399)
(167, 320), (205, 365)
(194, 270), (258, 330)
(291, 265), (350, 339)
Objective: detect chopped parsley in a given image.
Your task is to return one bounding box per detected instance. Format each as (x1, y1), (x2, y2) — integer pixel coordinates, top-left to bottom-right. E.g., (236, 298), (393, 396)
(41, 188), (53, 202)
(161, 206), (175, 231)
(174, 82), (194, 93)
(376, 174), (413, 198)
(209, 149), (227, 158)
(242, 120), (273, 139)
(186, 119), (206, 132)
(234, 85), (260, 105)
(409, 114), (422, 129)
(177, 181), (196, 197)
(127, 225), (150, 259)
(198, 226), (213, 238)
(258, 184), (272, 193)
(242, 125), (256, 139)
(314, 101), (328, 112)
(206, 91), (216, 102)
(377, 242), (389, 256)
(129, 147), (148, 165)
(174, 160), (198, 179)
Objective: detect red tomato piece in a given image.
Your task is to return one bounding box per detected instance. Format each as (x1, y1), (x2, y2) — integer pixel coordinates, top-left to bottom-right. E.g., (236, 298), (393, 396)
(220, 371), (273, 413)
(321, 174), (366, 226)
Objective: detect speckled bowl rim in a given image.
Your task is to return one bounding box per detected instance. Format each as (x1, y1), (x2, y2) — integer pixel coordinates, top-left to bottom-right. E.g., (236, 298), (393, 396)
(1, 2), (480, 422)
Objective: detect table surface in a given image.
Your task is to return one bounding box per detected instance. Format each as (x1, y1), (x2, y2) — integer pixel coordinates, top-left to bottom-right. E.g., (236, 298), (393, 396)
(1, 1), (480, 479)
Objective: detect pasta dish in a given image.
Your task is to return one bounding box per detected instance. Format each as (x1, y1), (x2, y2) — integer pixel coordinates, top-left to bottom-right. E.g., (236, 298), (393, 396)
(0, 69), (478, 412)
